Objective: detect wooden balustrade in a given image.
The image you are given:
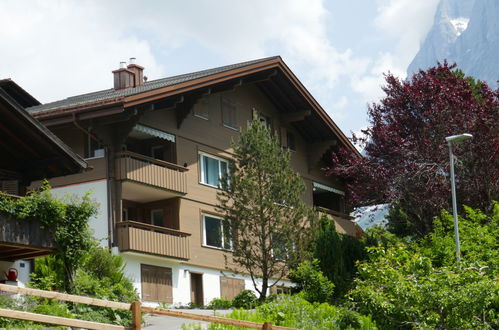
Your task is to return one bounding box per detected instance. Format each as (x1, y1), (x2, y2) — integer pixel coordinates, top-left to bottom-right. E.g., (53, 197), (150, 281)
(116, 220), (190, 260)
(115, 152), (188, 194)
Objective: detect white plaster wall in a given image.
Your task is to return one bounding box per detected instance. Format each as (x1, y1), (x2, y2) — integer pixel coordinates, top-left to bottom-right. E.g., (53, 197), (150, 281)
(120, 253), (185, 307)
(0, 260), (31, 287)
(51, 180), (109, 247)
(119, 251), (294, 307)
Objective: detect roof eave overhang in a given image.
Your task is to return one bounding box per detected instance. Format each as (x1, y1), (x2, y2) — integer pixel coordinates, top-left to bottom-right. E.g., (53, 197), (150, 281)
(120, 57), (360, 157)
(0, 88), (88, 174)
(30, 57), (360, 157)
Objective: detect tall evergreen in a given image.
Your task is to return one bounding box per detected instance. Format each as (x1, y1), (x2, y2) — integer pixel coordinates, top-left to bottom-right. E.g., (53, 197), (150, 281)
(218, 118), (314, 301)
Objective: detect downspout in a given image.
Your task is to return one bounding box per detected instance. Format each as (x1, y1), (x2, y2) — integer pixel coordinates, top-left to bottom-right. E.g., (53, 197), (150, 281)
(72, 114), (114, 250)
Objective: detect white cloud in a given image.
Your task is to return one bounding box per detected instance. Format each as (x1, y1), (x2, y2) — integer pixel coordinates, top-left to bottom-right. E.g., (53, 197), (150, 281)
(0, 0), (373, 107)
(349, 0), (439, 105)
(375, 0), (439, 66)
(0, 0), (440, 135)
(0, 0), (164, 102)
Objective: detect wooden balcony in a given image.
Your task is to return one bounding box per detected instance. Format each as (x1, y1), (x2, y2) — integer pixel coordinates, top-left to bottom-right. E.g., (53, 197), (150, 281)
(0, 210), (55, 261)
(315, 206), (363, 238)
(116, 221), (190, 260)
(115, 152), (188, 195)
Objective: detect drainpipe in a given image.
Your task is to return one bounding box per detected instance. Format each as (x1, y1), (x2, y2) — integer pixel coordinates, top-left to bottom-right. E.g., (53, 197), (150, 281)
(72, 114), (114, 250)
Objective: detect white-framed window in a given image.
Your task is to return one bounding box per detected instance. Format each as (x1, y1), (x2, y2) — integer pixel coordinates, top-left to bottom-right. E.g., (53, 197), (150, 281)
(199, 152), (229, 188)
(271, 233), (288, 261)
(202, 213), (232, 250)
(151, 209), (164, 227)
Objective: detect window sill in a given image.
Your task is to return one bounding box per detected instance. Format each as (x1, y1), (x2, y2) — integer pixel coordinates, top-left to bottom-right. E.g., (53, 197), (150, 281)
(223, 124), (240, 132)
(199, 182), (222, 190)
(84, 155), (105, 160)
(202, 244), (233, 252)
(194, 114), (209, 120)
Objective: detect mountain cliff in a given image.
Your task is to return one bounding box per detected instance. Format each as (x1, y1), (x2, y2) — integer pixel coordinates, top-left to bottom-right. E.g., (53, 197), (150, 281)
(408, 0), (499, 87)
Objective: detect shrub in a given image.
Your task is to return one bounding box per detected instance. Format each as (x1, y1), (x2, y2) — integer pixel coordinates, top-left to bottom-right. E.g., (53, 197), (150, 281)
(232, 290), (259, 309)
(208, 297), (232, 310)
(289, 259), (335, 303)
(349, 245), (499, 329)
(183, 295), (377, 330)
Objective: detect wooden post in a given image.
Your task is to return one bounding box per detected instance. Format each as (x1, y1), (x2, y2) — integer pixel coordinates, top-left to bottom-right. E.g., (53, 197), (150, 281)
(263, 321), (273, 330)
(131, 301), (141, 330)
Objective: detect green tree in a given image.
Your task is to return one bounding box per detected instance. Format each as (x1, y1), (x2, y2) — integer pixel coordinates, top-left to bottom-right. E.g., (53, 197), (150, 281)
(217, 118), (315, 301)
(313, 215), (366, 298)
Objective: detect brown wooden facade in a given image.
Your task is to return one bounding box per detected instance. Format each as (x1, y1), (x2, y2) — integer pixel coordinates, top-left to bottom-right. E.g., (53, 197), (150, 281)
(27, 57), (362, 301)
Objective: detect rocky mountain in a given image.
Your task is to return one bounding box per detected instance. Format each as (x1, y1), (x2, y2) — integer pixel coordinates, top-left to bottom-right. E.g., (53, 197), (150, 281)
(408, 0), (499, 87)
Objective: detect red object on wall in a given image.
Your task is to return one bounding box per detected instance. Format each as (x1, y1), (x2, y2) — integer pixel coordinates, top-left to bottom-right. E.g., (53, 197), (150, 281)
(4, 268), (18, 281)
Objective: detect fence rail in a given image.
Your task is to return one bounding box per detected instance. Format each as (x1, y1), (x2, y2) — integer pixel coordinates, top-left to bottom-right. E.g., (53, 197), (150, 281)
(0, 284), (295, 329)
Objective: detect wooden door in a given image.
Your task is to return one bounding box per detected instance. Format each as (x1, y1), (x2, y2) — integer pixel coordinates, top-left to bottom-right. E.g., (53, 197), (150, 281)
(141, 264), (173, 303)
(220, 276), (245, 300)
(190, 273), (204, 305)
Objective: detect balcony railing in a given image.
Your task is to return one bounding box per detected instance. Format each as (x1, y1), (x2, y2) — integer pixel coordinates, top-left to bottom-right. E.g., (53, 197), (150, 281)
(115, 152), (188, 194)
(116, 220), (190, 260)
(0, 195), (55, 260)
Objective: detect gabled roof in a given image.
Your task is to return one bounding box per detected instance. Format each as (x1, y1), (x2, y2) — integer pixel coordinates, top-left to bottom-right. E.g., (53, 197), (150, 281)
(0, 79), (41, 108)
(0, 81), (87, 180)
(27, 57), (277, 115)
(27, 56), (359, 156)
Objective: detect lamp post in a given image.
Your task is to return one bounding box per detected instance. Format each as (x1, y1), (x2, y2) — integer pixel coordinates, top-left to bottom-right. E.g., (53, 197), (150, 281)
(445, 133), (473, 262)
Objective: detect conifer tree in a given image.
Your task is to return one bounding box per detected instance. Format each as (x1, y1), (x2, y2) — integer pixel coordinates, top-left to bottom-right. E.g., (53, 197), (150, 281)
(218, 118), (314, 301)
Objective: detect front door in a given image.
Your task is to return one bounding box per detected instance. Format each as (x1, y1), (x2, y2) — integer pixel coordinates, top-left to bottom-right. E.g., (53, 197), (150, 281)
(190, 273), (204, 306)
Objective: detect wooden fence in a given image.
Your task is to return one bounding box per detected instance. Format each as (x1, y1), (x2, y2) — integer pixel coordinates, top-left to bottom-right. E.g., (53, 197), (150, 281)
(0, 284), (295, 330)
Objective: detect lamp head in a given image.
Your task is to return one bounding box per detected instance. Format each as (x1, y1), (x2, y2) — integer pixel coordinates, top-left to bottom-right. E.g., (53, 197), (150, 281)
(445, 133), (473, 143)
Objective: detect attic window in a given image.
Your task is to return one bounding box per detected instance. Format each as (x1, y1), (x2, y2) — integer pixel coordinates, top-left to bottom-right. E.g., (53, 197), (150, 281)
(193, 99), (209, 120)
(286, 132), (296, 151)
(222, 98), (238, 130)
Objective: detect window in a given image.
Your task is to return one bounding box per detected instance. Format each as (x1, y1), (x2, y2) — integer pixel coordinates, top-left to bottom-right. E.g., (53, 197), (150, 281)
(203, 214), (231, 249)
(271, 234), (288, 261)
(122, 208), (129, 221)
(252, 108), (271, 130)
(193, 99), (209, 120)
(151, 209), (164, 227)
(222, 98), (238, 130)
(286, 132), (296, 151)
(85, 134), (104, 159)
(199, 152), (229, 188)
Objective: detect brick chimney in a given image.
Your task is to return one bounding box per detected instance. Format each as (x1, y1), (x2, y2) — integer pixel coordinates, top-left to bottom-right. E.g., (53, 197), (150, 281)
(112, 58), (144, 90)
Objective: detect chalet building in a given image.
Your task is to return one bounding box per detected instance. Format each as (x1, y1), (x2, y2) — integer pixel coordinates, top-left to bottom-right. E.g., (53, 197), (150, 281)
(26, 56), (361, 305)
(0, 79), (87, 284)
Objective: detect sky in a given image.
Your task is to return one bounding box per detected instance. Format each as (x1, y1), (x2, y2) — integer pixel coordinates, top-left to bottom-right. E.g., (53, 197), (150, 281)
(0, 0), (440, 137)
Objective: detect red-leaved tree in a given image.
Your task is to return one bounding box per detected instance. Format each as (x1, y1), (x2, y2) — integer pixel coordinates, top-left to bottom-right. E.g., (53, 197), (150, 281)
(326, 63), (498, 235)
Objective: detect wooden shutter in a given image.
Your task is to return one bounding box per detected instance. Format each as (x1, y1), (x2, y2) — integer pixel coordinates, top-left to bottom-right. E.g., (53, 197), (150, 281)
(1, 180), (19, 195)
(220, 276), (245, 300)
(141, 264), (173, 303)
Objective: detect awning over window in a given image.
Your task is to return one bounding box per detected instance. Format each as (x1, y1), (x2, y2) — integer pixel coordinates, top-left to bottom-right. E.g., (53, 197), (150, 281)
(133, 124), (175, 143)
(312, 182), (345, 196)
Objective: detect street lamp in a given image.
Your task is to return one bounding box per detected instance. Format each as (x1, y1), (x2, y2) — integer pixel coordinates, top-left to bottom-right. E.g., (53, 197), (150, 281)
(445, 133), (473, 262)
